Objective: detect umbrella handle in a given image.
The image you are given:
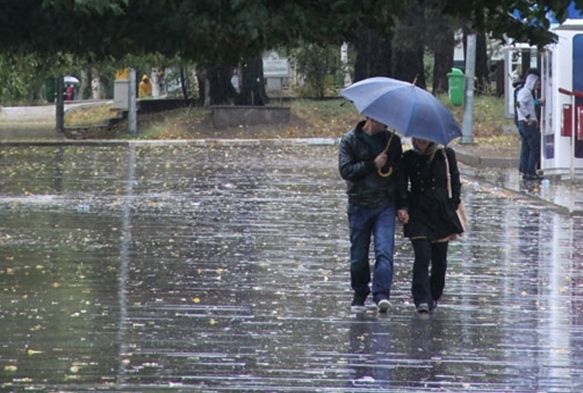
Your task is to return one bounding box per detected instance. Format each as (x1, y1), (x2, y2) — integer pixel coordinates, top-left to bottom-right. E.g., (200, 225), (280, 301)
(377, 132), (395, 177)
(377, 166), (394, 177)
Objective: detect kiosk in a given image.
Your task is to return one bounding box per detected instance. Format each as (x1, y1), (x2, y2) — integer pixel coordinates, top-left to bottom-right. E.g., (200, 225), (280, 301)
(541, 18), (583, 178)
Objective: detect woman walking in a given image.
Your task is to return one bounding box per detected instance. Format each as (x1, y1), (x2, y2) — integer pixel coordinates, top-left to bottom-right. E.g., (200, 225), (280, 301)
(397, 138), (464, 313)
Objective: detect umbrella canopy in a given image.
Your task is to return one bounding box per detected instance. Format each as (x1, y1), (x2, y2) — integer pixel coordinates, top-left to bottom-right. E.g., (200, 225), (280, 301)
(341, 77), (462, 145)
(64, 75), (80, 84)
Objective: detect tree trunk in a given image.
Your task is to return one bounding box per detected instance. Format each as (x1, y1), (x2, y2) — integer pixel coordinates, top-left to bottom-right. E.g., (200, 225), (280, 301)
(432, 35), (455, 94)
(425, 2), (455, 95)
(475, 31), (490, 94)
(391, 0), (426, 88)
(151, 68), (160, 97)
(353, 26), (392, 82)
(239, 54), (269, 106)
(207, 65), (237, 105)
(196, 67), (209, 106)
(180, 65), (189, 100)
(79, 69), (89, 100)
(91, 68), (101, 99)
(392, 46), (425, 87)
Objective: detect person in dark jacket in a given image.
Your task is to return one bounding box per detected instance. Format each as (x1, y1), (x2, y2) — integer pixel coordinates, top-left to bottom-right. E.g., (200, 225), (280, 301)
(339, 117), (405, 313)
(397, 137), (463, 313)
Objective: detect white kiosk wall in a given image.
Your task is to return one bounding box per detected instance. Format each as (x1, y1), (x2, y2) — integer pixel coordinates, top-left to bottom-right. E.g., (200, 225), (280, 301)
(541, 20), (583, 178)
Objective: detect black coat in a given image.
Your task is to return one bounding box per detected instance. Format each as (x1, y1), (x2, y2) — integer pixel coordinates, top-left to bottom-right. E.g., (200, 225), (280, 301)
(338, 121), (405, 208)
(401, 147), (462, 240)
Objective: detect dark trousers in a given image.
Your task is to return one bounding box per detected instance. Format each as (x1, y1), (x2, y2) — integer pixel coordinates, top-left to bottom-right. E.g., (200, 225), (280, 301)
(411, 239), (448, 307)
(518, 121), (540, 176)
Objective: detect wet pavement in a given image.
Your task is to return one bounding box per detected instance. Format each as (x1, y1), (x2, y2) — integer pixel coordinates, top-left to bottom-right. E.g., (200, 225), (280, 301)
(1, 141), (583, 392)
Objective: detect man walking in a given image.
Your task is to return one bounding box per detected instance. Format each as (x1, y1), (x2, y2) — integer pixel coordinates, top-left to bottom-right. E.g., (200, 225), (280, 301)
(338, 117), (404, 313)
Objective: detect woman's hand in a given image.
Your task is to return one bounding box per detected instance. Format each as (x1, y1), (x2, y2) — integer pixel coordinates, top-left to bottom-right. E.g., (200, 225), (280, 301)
(397, 209), (409, 224)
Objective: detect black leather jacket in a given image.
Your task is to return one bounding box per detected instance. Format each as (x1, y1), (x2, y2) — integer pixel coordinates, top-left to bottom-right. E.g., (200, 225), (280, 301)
(338, 121), (405, 208)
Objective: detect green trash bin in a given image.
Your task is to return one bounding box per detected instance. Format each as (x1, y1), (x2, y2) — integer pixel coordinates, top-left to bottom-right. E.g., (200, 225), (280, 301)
(45, 78), (56, 103)
(447, 68), (465, 106)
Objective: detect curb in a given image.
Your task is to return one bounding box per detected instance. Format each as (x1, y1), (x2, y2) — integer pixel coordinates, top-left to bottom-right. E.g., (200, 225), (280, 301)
(454, 147), (519, 169)
(0, 137), (340, 147)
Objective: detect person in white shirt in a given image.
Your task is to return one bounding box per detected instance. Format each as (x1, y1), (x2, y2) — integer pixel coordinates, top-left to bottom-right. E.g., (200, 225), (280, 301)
(516, 73), (543, 181)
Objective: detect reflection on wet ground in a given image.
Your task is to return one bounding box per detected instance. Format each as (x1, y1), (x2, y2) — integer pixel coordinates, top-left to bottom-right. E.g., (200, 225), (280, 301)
(0, 143), (582, 391)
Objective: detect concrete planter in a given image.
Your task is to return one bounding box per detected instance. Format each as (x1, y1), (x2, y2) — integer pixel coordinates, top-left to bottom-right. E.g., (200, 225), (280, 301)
(211, 105), (290, 128)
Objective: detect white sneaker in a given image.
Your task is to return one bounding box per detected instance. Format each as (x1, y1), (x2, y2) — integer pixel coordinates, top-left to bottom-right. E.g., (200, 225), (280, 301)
(377, 299), (390, 313)
(416, 303), (430, 313)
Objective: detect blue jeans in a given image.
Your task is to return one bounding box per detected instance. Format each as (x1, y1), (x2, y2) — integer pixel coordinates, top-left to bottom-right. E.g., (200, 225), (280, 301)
(518, 121), (540, 176)
(348, 203), (396, 303)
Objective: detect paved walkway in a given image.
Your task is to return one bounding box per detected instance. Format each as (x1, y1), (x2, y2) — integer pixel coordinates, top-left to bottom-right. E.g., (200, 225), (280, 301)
(0, 101), (110, 140)
(454, 143), (583, 216)
(0, 141), (582, 391)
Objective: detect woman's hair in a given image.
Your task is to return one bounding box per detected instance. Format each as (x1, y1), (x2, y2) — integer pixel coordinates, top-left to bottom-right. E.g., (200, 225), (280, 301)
(414, 139), (439, 161)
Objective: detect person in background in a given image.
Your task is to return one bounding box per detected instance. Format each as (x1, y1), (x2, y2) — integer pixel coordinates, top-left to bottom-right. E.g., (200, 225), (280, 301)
(138, 74), (152, 98)
(516, 71), (543, 181)
(397, 138), (464, 313)
(65, 84), (75, 101)
(338, 117), (405, 313)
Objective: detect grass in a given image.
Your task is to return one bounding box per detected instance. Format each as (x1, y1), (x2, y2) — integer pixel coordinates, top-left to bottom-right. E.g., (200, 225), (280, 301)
(64, 103), (117, 127)
(62, 94), (518, 146)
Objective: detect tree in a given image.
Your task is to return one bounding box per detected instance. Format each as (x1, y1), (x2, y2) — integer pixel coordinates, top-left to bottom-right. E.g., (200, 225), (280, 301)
(292, 43), (341, 98)
(440, 0), (582, 46)
(475, 31), (490, 94)
(392, 0), (426, 88)
(2, 0), (582, 108)
(352, 26), (392, 82)
(239, 55), (269, 105)
(424, 1), (458, 94)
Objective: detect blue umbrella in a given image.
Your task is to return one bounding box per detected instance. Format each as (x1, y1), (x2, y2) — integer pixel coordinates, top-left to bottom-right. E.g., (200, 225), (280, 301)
(341, 77), (462, 145)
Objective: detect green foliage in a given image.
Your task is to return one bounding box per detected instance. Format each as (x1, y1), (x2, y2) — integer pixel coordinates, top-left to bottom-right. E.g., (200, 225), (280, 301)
(440, 0), (582, 46)
(41, 0), (128, 14)
(1, 0), (582, 107)
(0, 55), (37, 103)
(292, 43), (342, 98)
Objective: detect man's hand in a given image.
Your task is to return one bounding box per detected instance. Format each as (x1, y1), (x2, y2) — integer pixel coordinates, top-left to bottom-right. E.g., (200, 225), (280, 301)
(374, 152), (388, 169)
(397, 209), (409, 224)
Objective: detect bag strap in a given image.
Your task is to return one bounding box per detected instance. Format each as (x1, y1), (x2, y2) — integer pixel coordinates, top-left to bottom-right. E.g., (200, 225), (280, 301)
(442, 149), (453, 199)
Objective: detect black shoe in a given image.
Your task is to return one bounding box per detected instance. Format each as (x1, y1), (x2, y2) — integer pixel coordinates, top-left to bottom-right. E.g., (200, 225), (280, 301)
(351, 292), (368, 312)
(523, 173), (543, 181)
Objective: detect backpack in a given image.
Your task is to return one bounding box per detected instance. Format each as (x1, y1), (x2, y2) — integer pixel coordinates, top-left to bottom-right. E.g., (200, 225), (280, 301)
(513, 82), (523, 127)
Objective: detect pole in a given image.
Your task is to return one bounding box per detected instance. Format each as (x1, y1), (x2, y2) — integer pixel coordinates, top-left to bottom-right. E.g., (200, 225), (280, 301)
(571, 94), (576, 180)
(128, 68), (137, 136)
(461, 33), (476, 144)
(56, 76), (65, 133)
